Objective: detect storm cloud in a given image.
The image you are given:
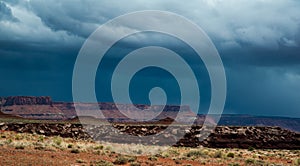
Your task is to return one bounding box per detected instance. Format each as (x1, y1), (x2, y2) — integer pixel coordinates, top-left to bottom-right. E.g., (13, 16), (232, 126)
(0, 1), (18, 22)
(0, 0), (300, 117)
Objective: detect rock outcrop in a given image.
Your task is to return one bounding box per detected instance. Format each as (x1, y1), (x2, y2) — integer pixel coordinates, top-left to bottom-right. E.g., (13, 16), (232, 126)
(179, 126), (300, 149)
(2, 96), (52, 106)
(0, 122), (299, 149)
(0, 96), (64, 120)
(0, 96), (299, 133)
(0, 122), (89, 139)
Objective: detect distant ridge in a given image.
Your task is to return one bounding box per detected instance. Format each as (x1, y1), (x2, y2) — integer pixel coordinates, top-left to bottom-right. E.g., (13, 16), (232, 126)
(1, 96), (299, 132)
(0, 108), (22, 119)
(216, 114), (300, 132)
(1, 96), (52, 106)
(0, 96), (196, 122)
(0, 96), (63, 120)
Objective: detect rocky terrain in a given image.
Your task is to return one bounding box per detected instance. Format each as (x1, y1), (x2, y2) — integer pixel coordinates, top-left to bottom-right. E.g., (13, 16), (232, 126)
(0, 122), (299, 149)
(0, 96), (196, 122)
(1, 96), (52, 106)
(0, 96), (299, 150)
(1, 130), (299, 166)
(1, 96), (300, 132)
(218, 114), (300, 132)
(0, 96), (64, 120)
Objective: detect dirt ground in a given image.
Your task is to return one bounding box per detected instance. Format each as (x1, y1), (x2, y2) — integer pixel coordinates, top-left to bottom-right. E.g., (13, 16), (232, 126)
(0, 147), (203, 166)
(0, 131), (299, 166)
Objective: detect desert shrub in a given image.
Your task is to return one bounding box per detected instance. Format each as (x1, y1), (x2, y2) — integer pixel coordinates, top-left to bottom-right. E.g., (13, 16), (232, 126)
(255, 160), (265, 165)
(214, 151), (223, 158)
(127, 156), (137, 162)
(238, 152), (243, 157)
(67, 144), (73, 148)
(136, 149), (143, 154)
(185, 150), (205, 157)
(169, 149), (180, 156)
(148, 156), (158, 161)
(93, 150), (101, 155)
(202, 150), (209, 155)
(5, 139), (12, 144)
(76, 159), (85, 163)
(248, 146), (254, 151)
(15, 144), (25, 150)
(94, 160), (114, 166)
(174, 159), (181, 164)
(38, 135), (44, 142)
(161, 152), (169, 158)
(70, 149), (80, 154)
(105, 146), (112, 151)
(200, 161), (206, 165)
(113, 156), (128, 165)
(227, 152), (235, 158)
(94, 145), (104, 150)
(34, 146), (45, 150)
(294, 158), (300, 165)
(14, 134), (23, 140)
(228, 163), (240, 166)
(130, 162), (141, 166)
(154, 153), (163, 158)
(245, 158), (255, 164)
(53, 136), (62, 146)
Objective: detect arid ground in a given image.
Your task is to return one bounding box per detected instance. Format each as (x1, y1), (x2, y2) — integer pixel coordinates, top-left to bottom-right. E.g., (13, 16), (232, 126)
(0, 131), (299, 166)
(0, 97), (299, 165)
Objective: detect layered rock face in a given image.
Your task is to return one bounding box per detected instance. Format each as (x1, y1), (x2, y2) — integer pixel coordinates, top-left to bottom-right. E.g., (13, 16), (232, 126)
(56, 102), (197, 122)
(0, 96), (299, 134)
(0, 96), (63, 120)
(0, 96), (197, 121)
(0, 122), (299, 149)
(2, 96), (52, 106)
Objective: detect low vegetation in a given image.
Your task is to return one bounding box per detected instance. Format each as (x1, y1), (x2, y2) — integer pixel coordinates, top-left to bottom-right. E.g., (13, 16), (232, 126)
(0, 131), (299, 166)
(113, 155), (129, 165)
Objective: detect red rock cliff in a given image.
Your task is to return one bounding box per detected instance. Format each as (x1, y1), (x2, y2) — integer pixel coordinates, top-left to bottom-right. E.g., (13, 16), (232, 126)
(3, 96), (52, 106)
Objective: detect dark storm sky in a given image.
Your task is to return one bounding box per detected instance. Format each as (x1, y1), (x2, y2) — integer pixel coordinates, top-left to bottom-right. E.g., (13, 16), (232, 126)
(0, 0), (300, 117)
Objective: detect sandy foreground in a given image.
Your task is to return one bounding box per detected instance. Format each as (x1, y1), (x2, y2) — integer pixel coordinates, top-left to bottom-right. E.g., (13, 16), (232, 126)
(0, 131), (299, 166)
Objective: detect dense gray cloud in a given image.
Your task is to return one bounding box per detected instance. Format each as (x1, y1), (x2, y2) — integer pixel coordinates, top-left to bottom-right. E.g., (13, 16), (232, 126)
(24, 0), (300, 68)
(25, 1), (300, 48)
(0, 1), (84, 70)
(1, 1), (83, 42)
(2, 0), (300, 53)
(0, 1), (18, 22)
(4, 0), (300, 49)
(0, 0), (300, 117)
